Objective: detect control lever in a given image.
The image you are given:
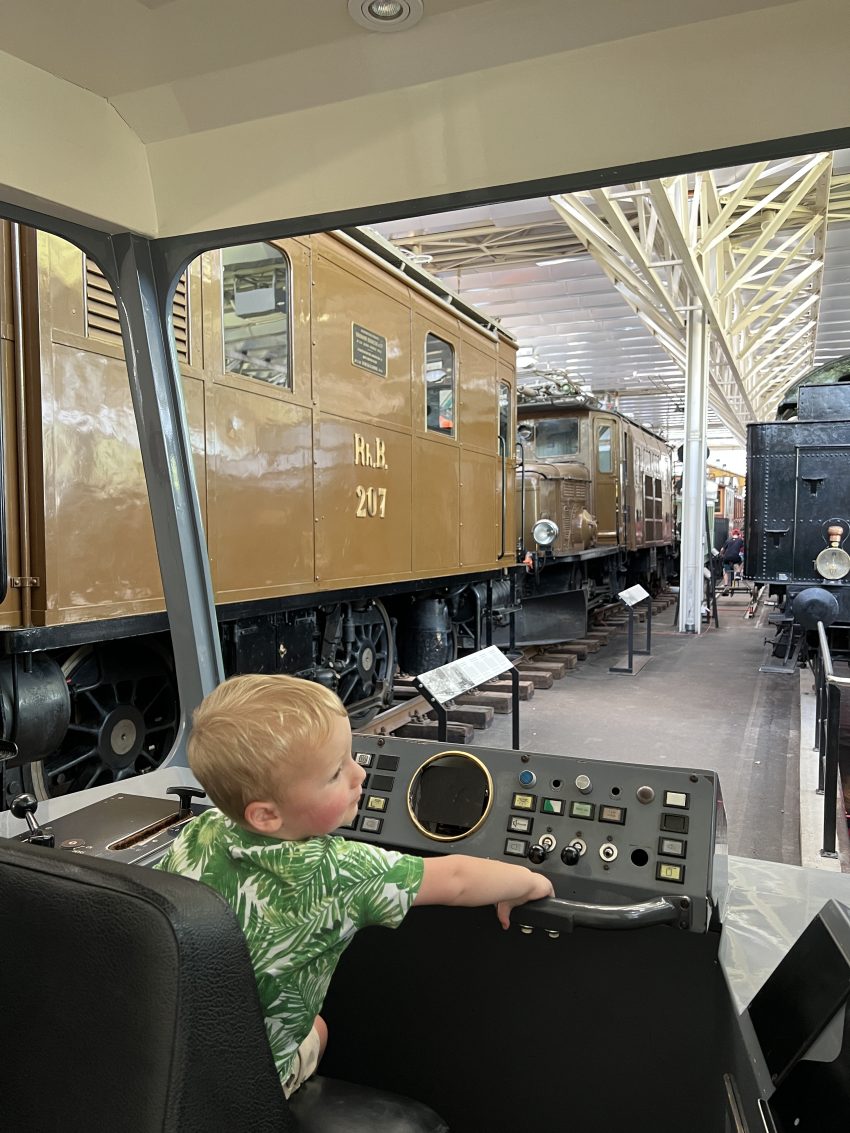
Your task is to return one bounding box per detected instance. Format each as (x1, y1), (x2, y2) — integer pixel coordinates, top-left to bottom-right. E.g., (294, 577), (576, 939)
(512, 894), (691, 932)
(560, 845), (581, 866)
(10, 794), (55, 848)
(527, 844), (548, 864)
(167, 786), (207, 819)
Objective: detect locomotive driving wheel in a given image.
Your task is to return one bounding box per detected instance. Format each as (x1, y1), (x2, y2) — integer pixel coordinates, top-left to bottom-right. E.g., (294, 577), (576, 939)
(333, 600), (395, 729)
(27, 641), (179, 800)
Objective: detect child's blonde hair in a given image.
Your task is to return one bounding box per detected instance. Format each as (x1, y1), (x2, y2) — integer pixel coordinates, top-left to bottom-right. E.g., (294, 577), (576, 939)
(187, 674), (348, 822)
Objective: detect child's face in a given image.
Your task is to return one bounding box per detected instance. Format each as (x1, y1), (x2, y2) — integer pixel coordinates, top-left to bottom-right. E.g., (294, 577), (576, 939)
(263, 714), (366, 840)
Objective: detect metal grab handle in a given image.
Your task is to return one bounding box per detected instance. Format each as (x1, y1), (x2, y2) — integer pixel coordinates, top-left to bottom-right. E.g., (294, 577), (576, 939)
(513, 894), (690, 932)
(497, 434), (507, 559)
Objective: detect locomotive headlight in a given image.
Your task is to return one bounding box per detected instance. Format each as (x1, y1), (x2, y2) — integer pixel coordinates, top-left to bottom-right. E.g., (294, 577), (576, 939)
(532, 519), (559, 546)
(815, 547), (850, 581)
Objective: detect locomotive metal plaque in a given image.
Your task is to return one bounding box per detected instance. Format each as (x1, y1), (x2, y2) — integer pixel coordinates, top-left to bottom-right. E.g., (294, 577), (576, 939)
(351, 323), (387, 376)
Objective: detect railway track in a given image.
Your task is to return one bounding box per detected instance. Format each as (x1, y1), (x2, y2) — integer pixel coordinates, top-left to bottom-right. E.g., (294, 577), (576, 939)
(354, 593), (677, 741)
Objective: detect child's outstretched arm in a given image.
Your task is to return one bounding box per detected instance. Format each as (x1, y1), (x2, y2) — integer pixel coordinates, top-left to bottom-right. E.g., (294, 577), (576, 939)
(414, 855), (554, 929)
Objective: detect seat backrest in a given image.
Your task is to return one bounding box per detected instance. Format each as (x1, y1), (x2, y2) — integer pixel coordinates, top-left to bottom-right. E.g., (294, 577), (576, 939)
(0, 840), (295, 1133)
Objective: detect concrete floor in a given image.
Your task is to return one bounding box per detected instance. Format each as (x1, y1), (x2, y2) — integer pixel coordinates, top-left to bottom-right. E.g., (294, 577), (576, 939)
(484, 591), (803, 866)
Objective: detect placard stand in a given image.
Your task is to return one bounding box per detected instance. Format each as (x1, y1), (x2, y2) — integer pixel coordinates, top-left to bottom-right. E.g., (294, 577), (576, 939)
(609, 585), (653, 675)
(414, 645), (520, 749)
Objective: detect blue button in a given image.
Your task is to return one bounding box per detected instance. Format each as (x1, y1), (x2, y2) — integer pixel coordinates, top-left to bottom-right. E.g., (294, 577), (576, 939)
(518, 770), (537, 787)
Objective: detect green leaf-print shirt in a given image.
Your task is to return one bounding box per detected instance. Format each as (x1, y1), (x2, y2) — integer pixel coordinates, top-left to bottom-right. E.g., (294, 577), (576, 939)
(156, 808), (424, 1083)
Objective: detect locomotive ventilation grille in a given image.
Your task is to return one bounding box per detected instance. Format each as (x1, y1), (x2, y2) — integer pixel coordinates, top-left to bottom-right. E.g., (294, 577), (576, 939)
(561, 480), (589, 536)
(85, 258), (190, 364)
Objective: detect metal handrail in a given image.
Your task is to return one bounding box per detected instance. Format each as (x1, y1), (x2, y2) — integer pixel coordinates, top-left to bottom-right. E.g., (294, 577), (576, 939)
(814, 621), (850, 856)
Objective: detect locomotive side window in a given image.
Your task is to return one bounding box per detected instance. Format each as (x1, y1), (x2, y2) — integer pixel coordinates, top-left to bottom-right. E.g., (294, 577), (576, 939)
(597, 424), (613, 473)
(534, 417), (579, 458)
(222, 242), (291, 389)
(499, 381), (511, 451)
(425, 333), (455, 435)
(645, 474), (662, 540)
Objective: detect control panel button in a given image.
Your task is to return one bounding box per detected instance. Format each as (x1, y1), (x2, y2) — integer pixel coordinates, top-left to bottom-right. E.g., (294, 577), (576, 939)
(663, 790), (690, 809)
(361, 817), (383, 834)
(507, 815), (533, 835)
(656, 862), (685, 884)
(518, 770), (537, 787)
(660, 813), (689, 834)
(511, 793), (537, 811)
(540, 797), (565, 816)
(569, 800), (596, 820)
(354, 752), (373, 767)
(598, 805), (626, 825)
(377, 754), (400, 771)
(504, 838), (528, 858)
(365, 796), (388, 812)
(339, 817), (359, 831)
(636, 786), (655, 804)
(575, 774), (592, 794)
(658, 836), (686, 858)
(370, 774), (395, 793)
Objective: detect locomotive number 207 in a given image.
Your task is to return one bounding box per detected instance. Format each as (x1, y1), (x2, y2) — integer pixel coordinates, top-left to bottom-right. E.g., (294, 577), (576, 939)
(355, 485), (387, 518)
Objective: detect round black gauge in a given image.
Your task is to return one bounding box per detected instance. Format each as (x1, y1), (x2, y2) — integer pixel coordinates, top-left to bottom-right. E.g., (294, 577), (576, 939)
(407, 750), (493, 841)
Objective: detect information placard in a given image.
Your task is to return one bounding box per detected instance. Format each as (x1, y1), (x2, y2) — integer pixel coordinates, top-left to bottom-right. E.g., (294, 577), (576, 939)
(417, 646), (514, 705)
(618, 584), (650, 607)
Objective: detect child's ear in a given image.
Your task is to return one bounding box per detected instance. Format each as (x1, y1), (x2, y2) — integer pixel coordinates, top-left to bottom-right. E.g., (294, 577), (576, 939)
(243, 799), (283, 834)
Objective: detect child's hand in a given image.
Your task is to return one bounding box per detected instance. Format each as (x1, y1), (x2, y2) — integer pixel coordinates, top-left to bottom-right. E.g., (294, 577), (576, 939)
(496, 872), (554, 929)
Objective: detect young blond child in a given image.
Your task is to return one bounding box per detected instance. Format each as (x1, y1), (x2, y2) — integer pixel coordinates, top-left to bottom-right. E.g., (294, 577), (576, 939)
(156, 674), (553, 1098)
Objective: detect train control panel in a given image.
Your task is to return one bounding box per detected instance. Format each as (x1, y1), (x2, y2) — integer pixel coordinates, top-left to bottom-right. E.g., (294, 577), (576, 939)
(345, 735), (727, 933)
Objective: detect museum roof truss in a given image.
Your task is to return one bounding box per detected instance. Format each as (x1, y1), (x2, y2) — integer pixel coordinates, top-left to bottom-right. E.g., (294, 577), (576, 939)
(550, 151), (835, 438)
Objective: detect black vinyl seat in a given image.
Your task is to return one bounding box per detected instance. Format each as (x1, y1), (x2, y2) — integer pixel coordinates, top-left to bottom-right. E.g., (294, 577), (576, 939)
(0, 840), (448, 1133)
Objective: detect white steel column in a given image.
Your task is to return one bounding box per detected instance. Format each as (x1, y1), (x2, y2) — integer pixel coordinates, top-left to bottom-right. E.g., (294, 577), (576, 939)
(679, 310), (709, 634)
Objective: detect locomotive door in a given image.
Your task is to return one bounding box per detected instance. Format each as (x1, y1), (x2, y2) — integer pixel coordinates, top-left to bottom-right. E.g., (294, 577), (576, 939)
(594, 415), (620, 544)
(793, 444), (850, 578)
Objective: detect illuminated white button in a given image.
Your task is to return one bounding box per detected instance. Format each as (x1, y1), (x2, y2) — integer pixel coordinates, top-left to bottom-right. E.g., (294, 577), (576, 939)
(354, 752), (373, 767)
(663, 790), (689, 809)
(365, 796), (387, 812)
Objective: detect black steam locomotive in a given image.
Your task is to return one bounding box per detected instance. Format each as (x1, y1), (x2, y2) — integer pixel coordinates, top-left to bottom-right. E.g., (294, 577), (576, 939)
(745, 357), (850, 669)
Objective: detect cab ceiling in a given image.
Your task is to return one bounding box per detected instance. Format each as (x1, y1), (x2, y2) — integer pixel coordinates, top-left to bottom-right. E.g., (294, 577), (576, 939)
(0, 1), (848, 238)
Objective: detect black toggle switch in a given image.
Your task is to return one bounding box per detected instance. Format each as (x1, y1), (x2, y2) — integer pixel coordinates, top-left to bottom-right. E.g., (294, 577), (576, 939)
(560, 845), (581, 866)
(528, 844), (549, 864)
(10, 793), (55, 848)
(167, 785), (207, 818)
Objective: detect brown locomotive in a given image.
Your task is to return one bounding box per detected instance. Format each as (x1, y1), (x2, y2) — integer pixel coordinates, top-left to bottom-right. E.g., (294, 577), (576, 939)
(511, 389), (676, 642)
(0, 224), (517, 802)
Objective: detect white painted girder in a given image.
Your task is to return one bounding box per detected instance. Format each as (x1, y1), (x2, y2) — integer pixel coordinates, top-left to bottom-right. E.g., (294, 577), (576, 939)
(550, 152), (835, 436)
(551, 190), (747, 442)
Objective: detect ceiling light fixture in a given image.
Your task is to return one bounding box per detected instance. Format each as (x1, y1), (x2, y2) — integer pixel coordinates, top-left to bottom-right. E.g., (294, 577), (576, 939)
(348, 0), (424, 32)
